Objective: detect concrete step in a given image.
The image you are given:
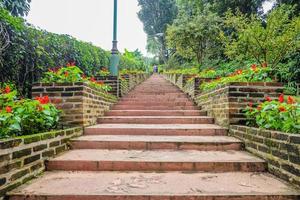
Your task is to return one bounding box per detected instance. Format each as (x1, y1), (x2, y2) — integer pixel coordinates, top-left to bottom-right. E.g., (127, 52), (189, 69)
(106, 110), (206, 116)
(121, 97), (190, 101)
(112, 105), (199, 110)
(97, 116), (214, 124)
(71, 135), (242, 151)
(46, 150), (266, 172)
(117, 101), (195, 106)
(126, 94), (188, 98)
(9, 171), (299, 200)
(84, 124), (228, 136)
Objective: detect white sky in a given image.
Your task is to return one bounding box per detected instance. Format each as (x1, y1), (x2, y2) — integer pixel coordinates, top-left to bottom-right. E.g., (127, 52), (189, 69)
(26, 0), (275, 56)
(26, 0), (148, 55)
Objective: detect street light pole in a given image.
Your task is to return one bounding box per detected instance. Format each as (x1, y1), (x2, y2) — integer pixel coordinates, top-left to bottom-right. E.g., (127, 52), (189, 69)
(109, 0), (119, 76)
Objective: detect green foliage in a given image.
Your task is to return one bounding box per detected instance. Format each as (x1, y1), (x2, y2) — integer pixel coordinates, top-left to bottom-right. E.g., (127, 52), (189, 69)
(138, 0), (178, 63)
(220, 5), (300, 72)
(119, 49), (147, 71)
(0, 8), (111, 97)
(0, 85), (60, 138)
(97, 67), (110, 77)
(200, 64), (272, 91)
(42, 65), (113, 93)
(166, 6), (221, 65)
(245, 95), (300, 133)
(0, 0), (31, 17)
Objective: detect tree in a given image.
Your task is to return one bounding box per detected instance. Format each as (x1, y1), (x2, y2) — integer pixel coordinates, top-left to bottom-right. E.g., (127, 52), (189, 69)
(0, 0), (31, 17)
(137, 0), (177, 63)
(275, 0), (300, 14)
(166, 6), (221, 66)
(176, 0), (264, 16)
(220, 4), (300, 72)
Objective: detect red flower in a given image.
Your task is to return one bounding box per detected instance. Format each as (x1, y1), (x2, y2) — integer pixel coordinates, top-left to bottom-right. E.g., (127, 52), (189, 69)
(236, 70), (243, 75)
(278, 94), (284, 103)
(64, 71), (69, 77)
(97, 81), (105, 86)
(251, 64), (258, 72)
(67, 62), (76, 67)
(81, 74), (86, 79)
(278, 106), (286, 112)
(257, 105), (262, 111)
(262, 62), (268, 68)
(287, 96), (296, 104)
(90, 77), (96, 82)
(265, 96), (272, 102)
(35, 96), (50, 104)
(5, 106), (12, 113)
(4, 86), (11, 94)
(248, 102), (253, 107)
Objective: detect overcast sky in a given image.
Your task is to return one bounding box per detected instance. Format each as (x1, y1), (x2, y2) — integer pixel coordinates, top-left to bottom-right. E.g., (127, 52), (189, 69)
(26, 0), (148, 55)
(26, 0), (274, 56)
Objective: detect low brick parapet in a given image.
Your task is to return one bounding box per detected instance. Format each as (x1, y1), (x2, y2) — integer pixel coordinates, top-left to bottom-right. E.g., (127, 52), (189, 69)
(230, 125), (300, 187)
(0, 127), (83, 197)
(32, 82), (117, 127)
(194, 82), (284, 126)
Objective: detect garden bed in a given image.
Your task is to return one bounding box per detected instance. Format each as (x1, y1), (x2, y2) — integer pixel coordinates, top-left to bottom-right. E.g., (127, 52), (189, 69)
(0, 127), (83, 197)
(194, 82), (284, 126)
(229, 125), (300, 187)
(32, 82), (117, 127)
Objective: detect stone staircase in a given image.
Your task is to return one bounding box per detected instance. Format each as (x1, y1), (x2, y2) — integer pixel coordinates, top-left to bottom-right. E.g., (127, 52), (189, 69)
(8, 75), (299, 199)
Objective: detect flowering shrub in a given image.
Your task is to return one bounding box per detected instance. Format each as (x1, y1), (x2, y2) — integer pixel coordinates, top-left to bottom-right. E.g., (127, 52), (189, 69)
(0, 85), (60, 138)
(245, 94), (300, 134)
(42, 63), (112, 92)
(200, 64), (272, 91)
(120, 69), (145, 75)
(97, 67), (110, 76)
(198, 69), (218, 78)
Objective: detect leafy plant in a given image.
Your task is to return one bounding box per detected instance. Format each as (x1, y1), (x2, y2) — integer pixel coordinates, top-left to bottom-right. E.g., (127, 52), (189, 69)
(97, 67), (110, 77)
(0, 85), (60, 138)
(42, 64), (113, 93)
(245, 94), (300, 133)
(220, 5), (300, 72)
(200, 64), (272, 91)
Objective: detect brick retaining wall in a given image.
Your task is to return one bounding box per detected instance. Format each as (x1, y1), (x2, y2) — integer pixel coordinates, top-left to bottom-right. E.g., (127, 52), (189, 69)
(0, 127), (83, 197)
(32, 82), (117, 127)
(194, 82), (284, 126)
(230, 125), (300, 187)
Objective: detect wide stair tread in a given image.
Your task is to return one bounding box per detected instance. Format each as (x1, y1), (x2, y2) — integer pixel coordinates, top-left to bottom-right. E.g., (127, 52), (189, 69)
(71, 135), (242, 150)
(46, 149), (266, 172)
(106, 110), (206, 116)
(98, 116), (214, 124)
(84, 124), (227, 136)
(9, 171), (300, 199)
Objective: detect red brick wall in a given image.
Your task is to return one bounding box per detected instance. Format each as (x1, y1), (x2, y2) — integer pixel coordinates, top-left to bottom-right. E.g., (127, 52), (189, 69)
(230, 125), (300, 187)
(0, 127), (83, 197)
(32, 82), (117, 127)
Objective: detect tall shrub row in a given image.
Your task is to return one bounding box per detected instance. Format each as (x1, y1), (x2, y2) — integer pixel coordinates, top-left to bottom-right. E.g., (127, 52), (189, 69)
(0, 8), (110, 97)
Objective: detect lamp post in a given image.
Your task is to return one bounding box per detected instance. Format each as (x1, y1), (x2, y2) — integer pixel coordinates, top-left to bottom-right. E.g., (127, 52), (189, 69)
(109, 0), (119, 76)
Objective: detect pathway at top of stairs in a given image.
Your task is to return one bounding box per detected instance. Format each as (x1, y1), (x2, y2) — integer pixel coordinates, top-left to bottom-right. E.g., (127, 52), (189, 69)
(9, 74), (299, 200)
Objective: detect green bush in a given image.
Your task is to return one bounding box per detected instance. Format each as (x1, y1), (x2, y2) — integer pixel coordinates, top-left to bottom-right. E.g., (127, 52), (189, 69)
(245, 94), (300, 134)
(200, 64), (272, 91)
(0, 85), (60, 138)
(42, 64), (113, 93)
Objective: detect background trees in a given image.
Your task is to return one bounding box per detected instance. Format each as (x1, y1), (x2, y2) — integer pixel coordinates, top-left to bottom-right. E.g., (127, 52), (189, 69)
(0, 0), (31, 17)
(137, 0), (177, 63)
